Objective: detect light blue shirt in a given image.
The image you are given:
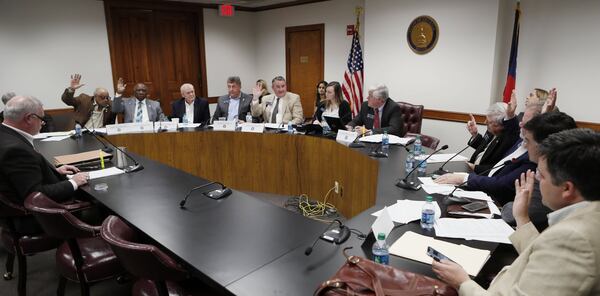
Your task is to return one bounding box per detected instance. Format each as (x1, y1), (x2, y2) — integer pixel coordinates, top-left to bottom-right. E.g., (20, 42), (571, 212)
(227, 96), (240, 121)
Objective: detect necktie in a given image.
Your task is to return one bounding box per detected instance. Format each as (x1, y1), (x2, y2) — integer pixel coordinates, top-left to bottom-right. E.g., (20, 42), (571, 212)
(373, 108), (380, 129)
(271, 98), (280, 123)
(135, 101), (143, 123)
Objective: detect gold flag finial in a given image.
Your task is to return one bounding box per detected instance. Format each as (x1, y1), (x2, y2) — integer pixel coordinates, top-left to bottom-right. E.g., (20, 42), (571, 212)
(354, 6), (363, 36)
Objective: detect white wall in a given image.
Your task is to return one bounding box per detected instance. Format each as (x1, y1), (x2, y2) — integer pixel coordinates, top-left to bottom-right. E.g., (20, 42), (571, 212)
(0, 0), (114, 109)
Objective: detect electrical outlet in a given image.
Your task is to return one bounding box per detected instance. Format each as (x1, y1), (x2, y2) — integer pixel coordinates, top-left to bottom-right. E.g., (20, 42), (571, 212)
(334, 181), (340, 194)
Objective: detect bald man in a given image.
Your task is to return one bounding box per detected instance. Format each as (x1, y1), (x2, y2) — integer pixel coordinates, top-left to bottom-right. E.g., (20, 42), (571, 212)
(112, 78), (167, 123)
(61, 74), (116, 129)
(170, 83), (210, 124)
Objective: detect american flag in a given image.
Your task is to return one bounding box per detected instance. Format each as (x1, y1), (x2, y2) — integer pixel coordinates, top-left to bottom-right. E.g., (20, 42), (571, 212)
(342, 32), (364, 117)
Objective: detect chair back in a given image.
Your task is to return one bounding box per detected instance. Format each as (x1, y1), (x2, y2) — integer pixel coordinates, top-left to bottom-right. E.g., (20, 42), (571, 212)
(101, 215), (187, 281)
(397, 101), (424, 134)
(23, 192), (97, 239)
(407, 133), (441, 150)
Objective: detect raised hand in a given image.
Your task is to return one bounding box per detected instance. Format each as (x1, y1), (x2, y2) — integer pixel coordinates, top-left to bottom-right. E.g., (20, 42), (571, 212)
(543, 88), (557, 113)
(252, 84), (262, 102)
(506, 89), (517, 118)
(466, 114), (478, 137)
(513, 170), (535, 227)
(69, 74), (85, 90)
(116, 77), (127, 95)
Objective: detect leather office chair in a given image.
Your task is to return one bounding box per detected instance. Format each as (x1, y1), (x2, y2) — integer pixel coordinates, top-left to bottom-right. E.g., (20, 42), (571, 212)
(23, 192), (123, 296)
(407, 133), (441, 150)
(397, 101), (424, 135)
(101, 215), (189, 296)
(0, 193), (61, 296)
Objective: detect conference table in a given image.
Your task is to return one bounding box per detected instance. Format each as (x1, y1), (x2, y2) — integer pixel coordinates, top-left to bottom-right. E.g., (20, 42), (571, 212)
(36, 128), (509, 295)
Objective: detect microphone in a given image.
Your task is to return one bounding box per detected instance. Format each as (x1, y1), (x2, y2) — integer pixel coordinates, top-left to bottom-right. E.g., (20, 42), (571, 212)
(396, 144), (449, 191)
(368, 142), (387, 158)
(179, 181), (232, 208)
(75, 121), (113, 154)
(432, 145), (471, 176)
(305, 219), (350, 256)
(445, 159), (514, 203)
(96, 133), (144, 173)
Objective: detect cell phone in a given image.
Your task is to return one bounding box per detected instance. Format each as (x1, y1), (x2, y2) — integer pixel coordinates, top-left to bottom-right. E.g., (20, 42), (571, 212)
(427, 246), (453, 262)
(460, 201), (488, 213)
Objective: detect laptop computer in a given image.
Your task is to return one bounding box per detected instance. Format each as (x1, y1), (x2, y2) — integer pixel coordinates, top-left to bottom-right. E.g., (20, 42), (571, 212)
(323, 116), (346, 132)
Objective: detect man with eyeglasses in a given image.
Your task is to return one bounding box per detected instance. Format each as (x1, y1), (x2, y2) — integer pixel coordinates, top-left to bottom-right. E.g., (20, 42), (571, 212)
(61, 74), (116, 129)
(2, 91), (55, 132)
(0, 96), (89, 213)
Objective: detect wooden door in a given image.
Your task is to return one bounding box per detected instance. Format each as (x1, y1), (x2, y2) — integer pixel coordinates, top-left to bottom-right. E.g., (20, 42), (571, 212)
(105, 2), (206, 117)
(286, 24), (324, 119)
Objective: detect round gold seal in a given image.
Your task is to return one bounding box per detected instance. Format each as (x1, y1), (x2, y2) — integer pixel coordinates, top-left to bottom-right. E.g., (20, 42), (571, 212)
(407, 15), (439, 54)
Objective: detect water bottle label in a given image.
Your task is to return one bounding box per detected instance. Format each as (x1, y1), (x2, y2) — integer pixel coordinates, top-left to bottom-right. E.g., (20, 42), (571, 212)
(421, 211), (435, 225)
(374, 254), (390, 265)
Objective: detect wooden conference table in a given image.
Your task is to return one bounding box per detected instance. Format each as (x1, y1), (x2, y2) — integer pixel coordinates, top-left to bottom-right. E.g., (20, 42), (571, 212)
(36, 128), (506, 296)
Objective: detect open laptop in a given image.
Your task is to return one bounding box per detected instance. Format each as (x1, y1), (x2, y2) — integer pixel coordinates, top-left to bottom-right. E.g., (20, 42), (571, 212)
(323, 116), (346, 132)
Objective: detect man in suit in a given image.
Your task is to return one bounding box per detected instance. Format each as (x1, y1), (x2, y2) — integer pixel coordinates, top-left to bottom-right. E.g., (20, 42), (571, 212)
(466, 102), (520, 174)
(2, 91), (55, 132)
(433, 128), (600, 296)
(346, 84), (404, 137)
(251, 76), (304, 125)
(61, 74), (116, 129)
(213, 76), (252, 122)
(112, 78), (167, 123)
(0, 96), (89, 206)
(170, 83), (210, 124)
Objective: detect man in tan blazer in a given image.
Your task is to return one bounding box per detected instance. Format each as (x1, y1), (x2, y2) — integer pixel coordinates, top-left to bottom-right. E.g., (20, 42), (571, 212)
(61, 74), (115, 129)
(433, 128), (600, 296)
(251, 76), (304, 125)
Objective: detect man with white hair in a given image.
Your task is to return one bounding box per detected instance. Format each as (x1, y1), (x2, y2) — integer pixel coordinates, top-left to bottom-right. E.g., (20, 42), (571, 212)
(61, 74), (116, 129)
(170, 83), (210, 124)
(0, 96), (89, 207)
(346, 84), (404, 137)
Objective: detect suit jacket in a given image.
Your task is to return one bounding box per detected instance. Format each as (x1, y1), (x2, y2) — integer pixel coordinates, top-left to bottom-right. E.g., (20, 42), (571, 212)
(251, 92), (304, 125)
(0, 124), (75, 205)
(212, 92), (253, 121)
(112, 96), (166, 123)
(170, 97), (210, 124)
(460, 201), (600, 296)
(348, 98), (405, 137)
(313, 100), (352, 126)
(468, 116), (520, 174)
(61, 88), (116, 128)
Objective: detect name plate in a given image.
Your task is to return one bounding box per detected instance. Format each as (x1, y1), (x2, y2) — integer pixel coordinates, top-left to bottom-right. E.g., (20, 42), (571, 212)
(212, 120), (237, 131)
(154, 121), (178, 132)
(106, 122), (154, 135)
(336, 129), (358, 145)
(241, 123), (265, 133)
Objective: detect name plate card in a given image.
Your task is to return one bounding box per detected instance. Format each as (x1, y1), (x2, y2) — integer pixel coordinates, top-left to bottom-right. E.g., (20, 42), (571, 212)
(106, 122), (155, 135)
(154, 121), (178, 132)
(241, 123), (265, 133)
(336, 129), (358, 145)
(212, 120), (237, 131)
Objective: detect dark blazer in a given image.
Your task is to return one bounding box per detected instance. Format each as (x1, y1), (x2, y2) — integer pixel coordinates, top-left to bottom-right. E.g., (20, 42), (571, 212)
(2, 111), (55, 132)
(468, 116), (520, 174)
(170, 97), (210, 124)
(348, 98), (405, 137)
(0, 124), (75, 205)
(61, 88), (116, 128)
(313, 100), (352, 126)
(212, 92), (253, 121)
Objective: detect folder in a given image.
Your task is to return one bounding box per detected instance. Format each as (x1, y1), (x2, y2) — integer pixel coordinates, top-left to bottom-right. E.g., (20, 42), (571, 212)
(54, 150), (112, 166)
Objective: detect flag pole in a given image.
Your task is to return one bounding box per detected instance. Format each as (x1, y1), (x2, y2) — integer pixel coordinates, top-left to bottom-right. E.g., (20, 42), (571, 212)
(354, 6), (363, 37)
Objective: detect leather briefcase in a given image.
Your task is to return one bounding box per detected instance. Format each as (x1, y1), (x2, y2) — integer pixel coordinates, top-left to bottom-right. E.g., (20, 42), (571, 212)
(314, 247), (457, 296)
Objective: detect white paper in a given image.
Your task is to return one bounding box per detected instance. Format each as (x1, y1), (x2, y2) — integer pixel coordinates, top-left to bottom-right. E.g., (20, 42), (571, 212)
(359, 134), (413, 145)
(421, 184), (455, 195)
(178, 123), (201, 128)
(423, 153), (469, 163)
(87, 167), (125, 180)
(372, 200), (442, 224)
(89, 128), (107, 134)
(434, 218), (515, 244)
(33, 131), (74, 139)
(371, 207), (395, 240)
(389, 231), (490, 276)
(41, 135), (71, 142)
(451, 190), (493, 201)
(264, 123), (285, 129)
(336, 130), (358, 144)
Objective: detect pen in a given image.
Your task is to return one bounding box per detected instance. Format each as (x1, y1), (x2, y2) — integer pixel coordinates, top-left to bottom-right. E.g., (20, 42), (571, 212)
(100, 151), (105, 169)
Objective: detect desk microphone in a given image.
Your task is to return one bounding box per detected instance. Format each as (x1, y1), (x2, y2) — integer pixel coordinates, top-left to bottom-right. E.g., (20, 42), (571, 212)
(368, 142), (387, 158)
(396, 144), (449, 190)
(96, 133), (144, 173)
(444, 159), (515, 203)
(75, 121), (113, 154)
(179, 181), (232, 208)
(432, 144), (471, 176)
(305, 219), (350, 256)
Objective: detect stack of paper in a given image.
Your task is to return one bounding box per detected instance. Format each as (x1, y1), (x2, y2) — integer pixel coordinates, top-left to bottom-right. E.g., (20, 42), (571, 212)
(33, 130), (75, 139)
(88, 167), (125, 180)
(371, 200), (441, 224)
(359, 134), (413, 145)
(423, 153), (469, 163)
(434, 218), (514, 244)
(389, 231), (490, 276)
(418, 177), (455, 194)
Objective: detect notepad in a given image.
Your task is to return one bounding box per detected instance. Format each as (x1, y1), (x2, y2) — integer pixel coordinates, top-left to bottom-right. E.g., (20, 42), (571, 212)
(88, 167), (125, 180)
(54, 150), (112, 166)
(434, 218), (514, 244)
(389, 231), (491, 276)
(359, 134), (413, 145)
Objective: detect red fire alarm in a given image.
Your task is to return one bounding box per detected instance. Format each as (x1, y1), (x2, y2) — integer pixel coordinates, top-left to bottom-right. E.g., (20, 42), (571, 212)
(346, 25), (355, 35)
(219, 4), (235, 17)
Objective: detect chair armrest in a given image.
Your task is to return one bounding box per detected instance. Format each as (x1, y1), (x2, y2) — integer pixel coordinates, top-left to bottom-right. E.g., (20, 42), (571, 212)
(62, 200), (93, 212)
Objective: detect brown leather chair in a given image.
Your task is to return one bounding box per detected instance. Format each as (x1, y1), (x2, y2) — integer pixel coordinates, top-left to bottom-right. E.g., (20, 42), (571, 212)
(397, 101), (424, 134)
(0, 193), (62, 296)
(23, 192), (123, 296)
(101, 215), (189, 296)
(407, 133), (441, 150)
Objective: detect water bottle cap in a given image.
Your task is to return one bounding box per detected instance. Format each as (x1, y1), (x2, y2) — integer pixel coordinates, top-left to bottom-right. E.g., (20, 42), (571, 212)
(425, 196), (433, 202)
(377, 232), (386, 240)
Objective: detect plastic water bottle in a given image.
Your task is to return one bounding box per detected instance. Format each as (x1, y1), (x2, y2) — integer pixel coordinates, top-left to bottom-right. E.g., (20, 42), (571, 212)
(287, 121), (293, 133)
(246, 114), (253, 123)
(405, 151), (414, 176)
(372, 232), (390, 265)
(420, 196), (436, 230)
(381, 131), (389, 154)
(416, 155), (427, 177)
(74, 123), (82, 138)
(413, 134), (422, 156)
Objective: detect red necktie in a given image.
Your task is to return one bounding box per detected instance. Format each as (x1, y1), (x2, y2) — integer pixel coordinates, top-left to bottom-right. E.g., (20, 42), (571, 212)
(373, 108), (380, 129)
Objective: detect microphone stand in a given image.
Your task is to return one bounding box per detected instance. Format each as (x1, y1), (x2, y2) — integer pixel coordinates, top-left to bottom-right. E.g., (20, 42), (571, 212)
(305, 219), (350, 256)
(77, 121), (113, 154)
(97, 134), (144, 173)
(432, 145), (471, 176)
(179, 181), (231, 208)
(396, 145), (449, 190)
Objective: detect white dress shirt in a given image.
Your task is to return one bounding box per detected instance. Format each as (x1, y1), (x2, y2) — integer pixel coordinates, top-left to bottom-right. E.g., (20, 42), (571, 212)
(184, 100), (194, 123)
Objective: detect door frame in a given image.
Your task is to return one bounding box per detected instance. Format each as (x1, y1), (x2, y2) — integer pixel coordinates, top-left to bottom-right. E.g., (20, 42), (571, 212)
(285, 24), (325, 94)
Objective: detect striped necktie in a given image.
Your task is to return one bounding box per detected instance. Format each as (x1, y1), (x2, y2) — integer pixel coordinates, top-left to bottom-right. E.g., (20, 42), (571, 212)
(135, 101), (143, 123)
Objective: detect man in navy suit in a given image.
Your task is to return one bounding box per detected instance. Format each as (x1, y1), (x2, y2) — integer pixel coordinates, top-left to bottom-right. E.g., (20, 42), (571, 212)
(346, 84), (404, 137)
(170, 83), (210, 124)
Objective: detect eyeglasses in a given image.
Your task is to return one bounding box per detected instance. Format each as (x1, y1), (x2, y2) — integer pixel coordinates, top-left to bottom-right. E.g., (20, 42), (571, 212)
(30, 114), (46, 125)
